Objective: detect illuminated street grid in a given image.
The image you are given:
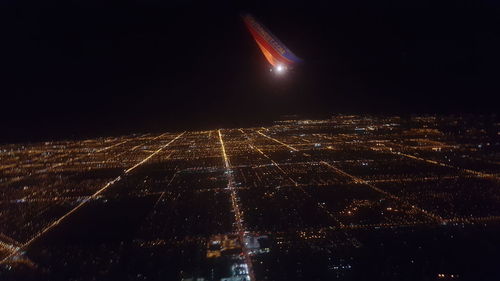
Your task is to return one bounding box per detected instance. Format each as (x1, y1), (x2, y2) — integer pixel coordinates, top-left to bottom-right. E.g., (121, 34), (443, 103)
(0, 115), (499, 280)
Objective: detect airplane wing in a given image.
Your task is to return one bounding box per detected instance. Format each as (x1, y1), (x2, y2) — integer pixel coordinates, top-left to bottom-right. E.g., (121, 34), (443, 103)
(242, 14), (302, 70)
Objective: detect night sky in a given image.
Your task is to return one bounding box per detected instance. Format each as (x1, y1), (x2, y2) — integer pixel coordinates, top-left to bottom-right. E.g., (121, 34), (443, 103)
(1, 0), (499, 142)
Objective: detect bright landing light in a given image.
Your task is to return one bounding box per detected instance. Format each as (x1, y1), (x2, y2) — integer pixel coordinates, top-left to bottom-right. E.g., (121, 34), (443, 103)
(270, 64), (287, 75)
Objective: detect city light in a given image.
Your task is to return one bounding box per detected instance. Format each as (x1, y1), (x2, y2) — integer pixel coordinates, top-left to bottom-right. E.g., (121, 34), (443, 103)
(0, 115), (498, 280)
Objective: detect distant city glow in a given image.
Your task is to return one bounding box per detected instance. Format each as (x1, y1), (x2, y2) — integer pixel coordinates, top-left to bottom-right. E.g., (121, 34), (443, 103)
(0, 115), (498, 280)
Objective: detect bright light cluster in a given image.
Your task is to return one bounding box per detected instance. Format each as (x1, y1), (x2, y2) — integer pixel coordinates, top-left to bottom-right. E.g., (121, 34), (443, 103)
(271, 64), (286, 75)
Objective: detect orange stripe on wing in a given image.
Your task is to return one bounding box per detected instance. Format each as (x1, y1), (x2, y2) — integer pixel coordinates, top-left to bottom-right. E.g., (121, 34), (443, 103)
(243, 19), (293, 66)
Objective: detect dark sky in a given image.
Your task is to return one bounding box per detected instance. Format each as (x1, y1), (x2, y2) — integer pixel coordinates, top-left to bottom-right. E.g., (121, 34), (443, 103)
(1, 0), (499, 142)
